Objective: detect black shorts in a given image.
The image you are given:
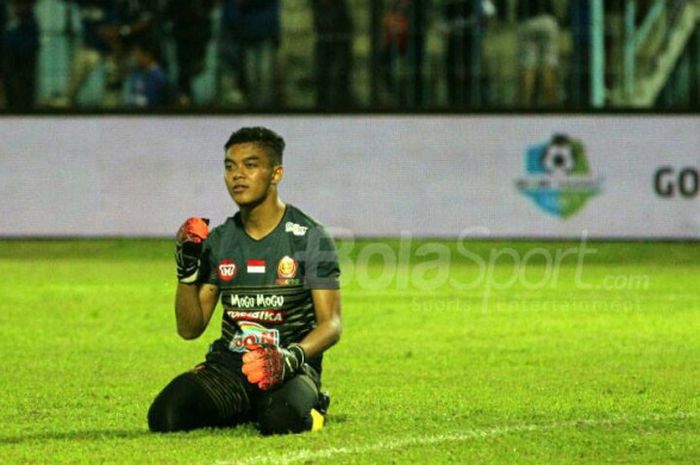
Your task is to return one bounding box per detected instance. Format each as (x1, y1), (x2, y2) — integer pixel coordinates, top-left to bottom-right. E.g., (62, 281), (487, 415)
(148, 349), (323, 434)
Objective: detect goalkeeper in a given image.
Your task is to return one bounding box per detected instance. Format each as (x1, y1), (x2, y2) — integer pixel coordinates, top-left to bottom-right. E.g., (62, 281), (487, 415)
(148, 127), (342, 434)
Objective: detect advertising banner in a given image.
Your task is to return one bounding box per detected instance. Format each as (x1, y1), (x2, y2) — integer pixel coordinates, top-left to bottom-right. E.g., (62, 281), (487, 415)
(1, 116), (698, 238)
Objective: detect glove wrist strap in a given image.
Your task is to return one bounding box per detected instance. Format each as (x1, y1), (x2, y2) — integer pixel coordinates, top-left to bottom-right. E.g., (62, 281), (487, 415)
(287, 344), (306, 372)
(179, 271), (199, 284)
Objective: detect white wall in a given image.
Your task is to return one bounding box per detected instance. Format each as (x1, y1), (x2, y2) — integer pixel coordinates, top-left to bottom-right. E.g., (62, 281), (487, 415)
(1, 115), (698, 239)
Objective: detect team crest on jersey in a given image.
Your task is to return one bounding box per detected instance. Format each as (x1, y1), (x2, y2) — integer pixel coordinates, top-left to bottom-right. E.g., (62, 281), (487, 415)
(277, 256), (298, 279)
(228, 321), (280, 353)
(217, 259), (237, 282)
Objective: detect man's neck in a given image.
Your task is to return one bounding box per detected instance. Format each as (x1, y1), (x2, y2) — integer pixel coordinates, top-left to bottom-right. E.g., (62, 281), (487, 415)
(240, 196), (286, 240)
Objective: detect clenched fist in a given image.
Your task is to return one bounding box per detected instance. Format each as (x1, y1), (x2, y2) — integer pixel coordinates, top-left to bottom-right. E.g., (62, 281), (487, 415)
(175, 217), (209, 283)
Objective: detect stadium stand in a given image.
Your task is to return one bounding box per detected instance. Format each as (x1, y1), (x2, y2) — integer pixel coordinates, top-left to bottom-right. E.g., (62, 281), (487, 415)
(1, 0), (699, 111)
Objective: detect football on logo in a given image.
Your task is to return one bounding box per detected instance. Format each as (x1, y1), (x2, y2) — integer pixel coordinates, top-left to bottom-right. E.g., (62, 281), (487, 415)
(217, 259), (237, 282)
(541, 135), (575, 175)
(515, 133), (602, 219)
(277, 256), (298, 279)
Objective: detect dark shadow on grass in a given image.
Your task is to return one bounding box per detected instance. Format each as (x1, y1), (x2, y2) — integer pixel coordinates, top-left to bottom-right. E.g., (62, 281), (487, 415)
(0, 428), (151, 445)
(2, 414), (347, 444)
(1, 424), (265, 445)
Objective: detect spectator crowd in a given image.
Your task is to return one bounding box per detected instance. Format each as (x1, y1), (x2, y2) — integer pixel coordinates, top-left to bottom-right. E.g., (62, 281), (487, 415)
(0, 0), (684, 111)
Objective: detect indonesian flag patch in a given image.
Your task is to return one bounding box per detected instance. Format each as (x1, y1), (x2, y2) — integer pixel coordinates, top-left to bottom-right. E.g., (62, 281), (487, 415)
(247, 259), (266, 274)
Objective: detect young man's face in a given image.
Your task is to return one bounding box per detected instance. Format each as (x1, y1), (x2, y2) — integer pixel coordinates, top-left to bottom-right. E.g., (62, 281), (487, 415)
(224, 142), (283, 207)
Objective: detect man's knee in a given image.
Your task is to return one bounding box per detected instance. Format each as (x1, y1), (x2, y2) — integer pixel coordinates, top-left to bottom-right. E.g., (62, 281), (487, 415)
(147, 374), (217, 433)
(256, 373), (321, 435)
(148, 395), (187, 433)
(257, 397), (312, 435)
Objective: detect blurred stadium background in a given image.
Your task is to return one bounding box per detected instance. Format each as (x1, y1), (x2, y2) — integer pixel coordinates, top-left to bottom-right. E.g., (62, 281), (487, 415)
(1, 2), (699, 464)
(1, 0), (699, 111)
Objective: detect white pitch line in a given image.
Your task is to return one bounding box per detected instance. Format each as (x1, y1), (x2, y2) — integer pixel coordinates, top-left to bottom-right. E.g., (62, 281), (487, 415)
(212, 412), (696, 465)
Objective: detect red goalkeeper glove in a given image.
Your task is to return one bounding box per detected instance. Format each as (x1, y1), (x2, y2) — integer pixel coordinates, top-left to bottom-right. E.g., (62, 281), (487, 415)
(175, 217), (209, 283)
(241, 343), (305, 391)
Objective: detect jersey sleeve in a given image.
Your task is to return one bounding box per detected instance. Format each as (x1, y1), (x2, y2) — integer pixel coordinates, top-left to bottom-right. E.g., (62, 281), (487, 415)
(304, 226), (341, 290)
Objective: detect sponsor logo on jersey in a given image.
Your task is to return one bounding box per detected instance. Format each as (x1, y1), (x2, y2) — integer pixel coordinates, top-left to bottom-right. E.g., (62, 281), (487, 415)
(229, 321), (280, 352)
(226, 309), (285, 323)
(285, 221), (308, 236)
(247, 259), (266, 274)
(228, 293), (285, 308)
(277, 256), (298, 279)
(514, 133), (603, 218)
(217, 259), (237, 282)
(275, 278), (302, 286)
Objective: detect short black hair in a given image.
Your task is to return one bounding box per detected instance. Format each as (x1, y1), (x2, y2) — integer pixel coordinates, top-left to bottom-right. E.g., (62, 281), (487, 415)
(224, 127), (285, 166)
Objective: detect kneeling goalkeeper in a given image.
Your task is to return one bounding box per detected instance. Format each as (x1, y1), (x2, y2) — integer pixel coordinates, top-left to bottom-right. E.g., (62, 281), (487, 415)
(148, 127), (342, 434)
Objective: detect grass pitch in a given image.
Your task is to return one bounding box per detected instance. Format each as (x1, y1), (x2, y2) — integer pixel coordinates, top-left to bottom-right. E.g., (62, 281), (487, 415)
(0, 239), (698, 464)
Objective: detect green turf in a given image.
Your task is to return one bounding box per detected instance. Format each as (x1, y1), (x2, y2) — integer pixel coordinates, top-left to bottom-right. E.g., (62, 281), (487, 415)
(0, 239), (698, 464)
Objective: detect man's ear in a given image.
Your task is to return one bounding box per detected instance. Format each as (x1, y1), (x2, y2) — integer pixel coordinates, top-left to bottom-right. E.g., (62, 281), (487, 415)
(272, 165), (284, 185)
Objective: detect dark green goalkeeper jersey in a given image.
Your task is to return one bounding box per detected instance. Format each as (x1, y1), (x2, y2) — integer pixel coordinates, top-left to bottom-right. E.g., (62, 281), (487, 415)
(199, 205), (340, 372)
